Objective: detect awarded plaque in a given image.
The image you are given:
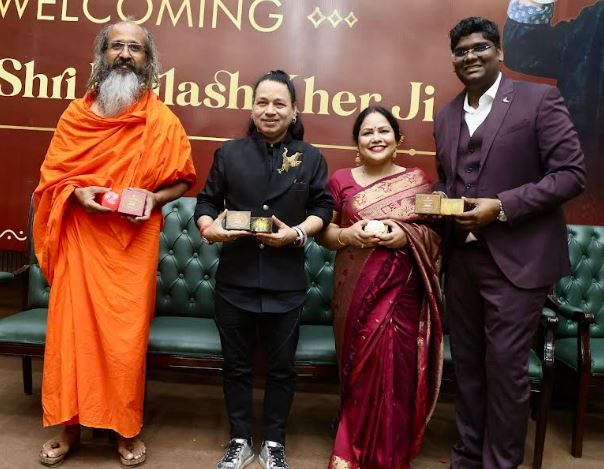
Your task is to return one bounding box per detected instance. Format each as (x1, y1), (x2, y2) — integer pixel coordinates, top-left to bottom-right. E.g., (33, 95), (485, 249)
(250, 217), (273, 233)
(225, 211), (251, 230)
(440, 198), (465, 215)
(415, 194), (441, 215)
(118, 189), (147, 217)
(414, 194), (465, 216)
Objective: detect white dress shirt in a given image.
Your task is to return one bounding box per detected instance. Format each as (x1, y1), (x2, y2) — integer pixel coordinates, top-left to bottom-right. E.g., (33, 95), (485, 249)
(463, 72), (502, 136)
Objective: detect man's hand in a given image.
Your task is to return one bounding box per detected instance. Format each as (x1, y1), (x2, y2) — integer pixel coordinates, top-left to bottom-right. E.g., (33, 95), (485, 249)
(129, 189), (158, 224)
(199, 210), (250, 243)
(73, 186), (113, 214)
(375, 220), (409, 249)
(453, 197), (500, 230)
(255, 216), (297, 248)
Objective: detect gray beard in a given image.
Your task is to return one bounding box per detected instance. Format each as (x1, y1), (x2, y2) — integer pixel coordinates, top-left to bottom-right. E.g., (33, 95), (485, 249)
(97, 70), (142, 117)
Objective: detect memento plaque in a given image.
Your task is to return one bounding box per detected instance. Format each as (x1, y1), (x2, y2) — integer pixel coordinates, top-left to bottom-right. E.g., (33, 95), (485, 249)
(250, 217), (273, 233)
(225, 211), (251, 230)
(415, 194), (442, 215)
(414, 194), (465, 215)
(118, 189), (147, 217)
(440, 198), (465, 215)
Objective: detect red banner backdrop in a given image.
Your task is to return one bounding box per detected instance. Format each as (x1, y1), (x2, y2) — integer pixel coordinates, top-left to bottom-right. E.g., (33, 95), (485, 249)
(1, 0), (601, 250)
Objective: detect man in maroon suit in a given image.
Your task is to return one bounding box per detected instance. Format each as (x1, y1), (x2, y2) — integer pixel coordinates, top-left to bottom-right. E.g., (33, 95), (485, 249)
(433, 17), (585, 469)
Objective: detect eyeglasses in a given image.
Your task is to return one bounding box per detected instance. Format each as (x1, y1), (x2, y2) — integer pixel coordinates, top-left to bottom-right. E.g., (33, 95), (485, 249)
(452, 43), (494, 60)
(109, 41), (144, 54)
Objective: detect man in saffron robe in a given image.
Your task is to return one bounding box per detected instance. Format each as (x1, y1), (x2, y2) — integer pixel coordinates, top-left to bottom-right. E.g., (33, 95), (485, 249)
(34, 21), (196, 467)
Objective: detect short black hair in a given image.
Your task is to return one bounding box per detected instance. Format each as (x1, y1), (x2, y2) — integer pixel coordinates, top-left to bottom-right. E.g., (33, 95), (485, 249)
(247, 69), (304, 140)
(352, 106), (401, 144)
(449, 17), (500, 51)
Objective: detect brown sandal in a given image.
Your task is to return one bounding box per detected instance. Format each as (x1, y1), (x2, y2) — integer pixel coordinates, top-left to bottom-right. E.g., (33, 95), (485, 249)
(39, 439), (78, 468)
(118, 440), (146, 468)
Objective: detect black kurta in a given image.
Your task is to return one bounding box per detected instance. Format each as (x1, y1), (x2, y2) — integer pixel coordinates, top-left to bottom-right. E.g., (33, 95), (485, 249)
(195, 131), (333, 312)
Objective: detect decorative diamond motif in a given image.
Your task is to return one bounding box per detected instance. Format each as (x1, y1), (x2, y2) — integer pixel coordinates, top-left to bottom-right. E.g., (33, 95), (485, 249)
(344, 12), (358, 27)
(327, 10), (343, 27)
(307, 7), (358, 29)
(307, 6), (326, 28)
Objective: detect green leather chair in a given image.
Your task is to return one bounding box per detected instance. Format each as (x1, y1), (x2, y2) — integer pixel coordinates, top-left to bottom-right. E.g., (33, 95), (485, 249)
(545, 224), (604, 457)
(0, 197), (338, 395)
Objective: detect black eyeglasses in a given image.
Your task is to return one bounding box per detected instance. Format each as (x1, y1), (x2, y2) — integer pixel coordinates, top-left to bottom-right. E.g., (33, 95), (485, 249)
(109, 41), (144, 54)
(452, 43), (494, 60)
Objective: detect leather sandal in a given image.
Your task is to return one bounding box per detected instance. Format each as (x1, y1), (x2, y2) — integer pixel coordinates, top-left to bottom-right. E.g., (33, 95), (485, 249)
(119, 441), (147, 468)
(39, 439), (78, 468)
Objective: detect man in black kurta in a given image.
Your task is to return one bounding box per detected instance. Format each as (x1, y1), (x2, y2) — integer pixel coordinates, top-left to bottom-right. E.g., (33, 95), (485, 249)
(195, 129), (332, 467)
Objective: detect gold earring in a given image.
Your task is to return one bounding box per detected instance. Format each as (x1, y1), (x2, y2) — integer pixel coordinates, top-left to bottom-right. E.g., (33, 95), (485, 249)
(355, 151), (361, 166)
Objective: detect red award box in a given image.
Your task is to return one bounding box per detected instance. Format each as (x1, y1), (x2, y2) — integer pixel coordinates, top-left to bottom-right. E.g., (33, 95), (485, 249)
(118, 189), (147, 217)
(100, 191), (120, 211)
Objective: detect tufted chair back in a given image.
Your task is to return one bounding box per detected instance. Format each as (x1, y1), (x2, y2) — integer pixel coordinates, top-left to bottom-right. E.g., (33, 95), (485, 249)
(156, 198), (220, 318)
(23, 197), (335, 327)
(156, 197), (335, 323)
(555, 225), (604, 338)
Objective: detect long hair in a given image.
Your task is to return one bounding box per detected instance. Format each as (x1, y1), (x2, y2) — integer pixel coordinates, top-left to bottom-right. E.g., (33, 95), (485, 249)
(86, 21), (160, 93)
(246, 70), (304, 140)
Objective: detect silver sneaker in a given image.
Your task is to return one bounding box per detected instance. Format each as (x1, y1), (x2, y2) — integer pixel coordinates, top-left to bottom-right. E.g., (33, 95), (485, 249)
(216, 438), (254, 469)
(259, 440), (290, 469)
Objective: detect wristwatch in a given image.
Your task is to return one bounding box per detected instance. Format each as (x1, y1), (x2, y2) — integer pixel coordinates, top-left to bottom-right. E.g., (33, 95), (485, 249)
(497, 199), (508, 222)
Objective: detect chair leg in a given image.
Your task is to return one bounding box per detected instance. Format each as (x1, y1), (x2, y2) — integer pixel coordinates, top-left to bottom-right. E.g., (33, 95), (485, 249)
(571, 368), (590, 457)
(530, 394), (538, 421)
(533, 372), (554, 469)
(22, 356), (32, 395)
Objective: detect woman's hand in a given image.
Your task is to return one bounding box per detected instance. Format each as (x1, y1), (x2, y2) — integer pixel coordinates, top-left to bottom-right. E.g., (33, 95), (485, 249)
(199, 210), (251, 243)
(340, 219), (381, 249)
(375, 220), (408, 249)
(255, 215), (297, 248)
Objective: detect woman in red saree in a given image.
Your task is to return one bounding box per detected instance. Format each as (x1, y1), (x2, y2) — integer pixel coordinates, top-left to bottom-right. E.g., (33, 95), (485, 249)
(317, 107), (443, 469)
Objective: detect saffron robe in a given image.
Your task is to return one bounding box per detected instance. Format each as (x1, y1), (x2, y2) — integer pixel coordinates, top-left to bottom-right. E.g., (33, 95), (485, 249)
(33, 91), (196, 437)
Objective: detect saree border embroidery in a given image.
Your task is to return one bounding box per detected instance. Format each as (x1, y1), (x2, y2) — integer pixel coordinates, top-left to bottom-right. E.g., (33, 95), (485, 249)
(350, 171), (431, 220)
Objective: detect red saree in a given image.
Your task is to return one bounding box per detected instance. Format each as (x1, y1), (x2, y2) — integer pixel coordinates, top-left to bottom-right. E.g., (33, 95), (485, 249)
(327, 168), (443, 469)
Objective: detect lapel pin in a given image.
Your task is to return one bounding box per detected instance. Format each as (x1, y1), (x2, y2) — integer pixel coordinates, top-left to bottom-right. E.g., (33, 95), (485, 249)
(503, 97), (511, 103)
(278, 148), (303, 174)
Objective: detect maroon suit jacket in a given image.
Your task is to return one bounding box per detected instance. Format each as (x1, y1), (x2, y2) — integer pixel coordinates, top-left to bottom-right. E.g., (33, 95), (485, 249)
(434, 75), (585, 289)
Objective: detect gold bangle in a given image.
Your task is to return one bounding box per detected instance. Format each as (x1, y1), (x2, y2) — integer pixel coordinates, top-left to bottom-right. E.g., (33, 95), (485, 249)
(337, 228), (346, 247)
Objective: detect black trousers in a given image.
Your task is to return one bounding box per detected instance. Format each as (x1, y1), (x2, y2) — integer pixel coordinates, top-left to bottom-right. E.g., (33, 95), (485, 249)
(214, 295), (302, 444)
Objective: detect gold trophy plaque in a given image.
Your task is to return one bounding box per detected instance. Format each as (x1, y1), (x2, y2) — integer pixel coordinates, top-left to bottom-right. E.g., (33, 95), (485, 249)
(414, 194), (465, 215)
(225, 211), (251, 230)
(250, 217), (273, 233)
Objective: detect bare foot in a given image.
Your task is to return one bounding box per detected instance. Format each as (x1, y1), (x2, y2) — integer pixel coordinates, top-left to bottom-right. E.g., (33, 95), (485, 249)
(117, 436), (146, 466)
(40, 424), (80, 461)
